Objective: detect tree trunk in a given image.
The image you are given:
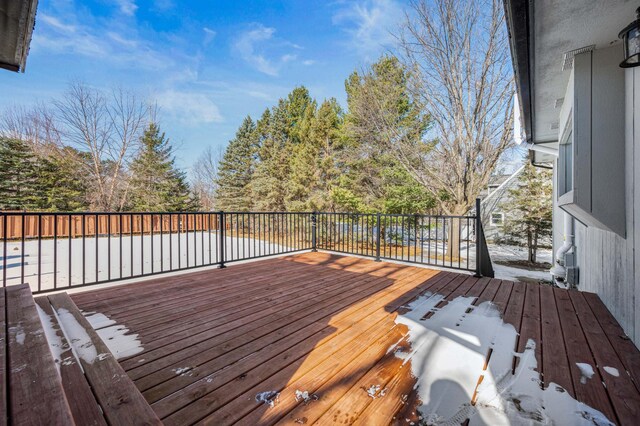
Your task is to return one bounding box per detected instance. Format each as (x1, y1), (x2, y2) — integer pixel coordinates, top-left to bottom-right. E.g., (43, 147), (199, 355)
(446, 218), (461, 261)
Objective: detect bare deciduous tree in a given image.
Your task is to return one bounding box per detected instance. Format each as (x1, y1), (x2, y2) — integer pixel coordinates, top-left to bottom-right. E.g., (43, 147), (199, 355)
(397, 0), (514, 215)
(192, 146), (221, 211)
(0, 104), (62, 155)
(54, 82), (149, 210)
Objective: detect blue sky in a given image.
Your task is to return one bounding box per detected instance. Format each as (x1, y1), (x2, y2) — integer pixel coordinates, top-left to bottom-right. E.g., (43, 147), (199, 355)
(0, 0), (408, 173)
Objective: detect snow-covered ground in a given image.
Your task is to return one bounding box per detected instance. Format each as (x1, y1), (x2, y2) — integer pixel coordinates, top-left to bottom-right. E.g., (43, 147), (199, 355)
(392, 293), (613, 425)
(1, 232), (294, 292)
(488, 244), (553, 283)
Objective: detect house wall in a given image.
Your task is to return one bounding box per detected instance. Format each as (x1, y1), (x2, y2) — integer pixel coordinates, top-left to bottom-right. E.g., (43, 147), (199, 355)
(553, 47), (640, 346)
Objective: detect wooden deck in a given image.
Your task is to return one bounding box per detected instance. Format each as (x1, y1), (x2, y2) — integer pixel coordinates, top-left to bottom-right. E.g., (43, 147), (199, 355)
(68, 252), (640, 425)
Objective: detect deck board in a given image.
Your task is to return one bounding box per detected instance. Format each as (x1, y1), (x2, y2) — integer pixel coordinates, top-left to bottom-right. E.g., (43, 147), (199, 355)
(6, 285), (74, 425)
(539, 285), (574, 395)
(554, 287), (618, 423)
(33, 296), (107, 426)
(68, 252), (640, 425)
(48, 293), (162, 425)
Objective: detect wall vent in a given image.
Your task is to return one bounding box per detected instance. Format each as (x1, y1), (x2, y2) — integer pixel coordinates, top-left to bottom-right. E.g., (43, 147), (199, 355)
(554, 97), (564, 109)
(550, 121), (559, 131)
(562, 45), (595, 71)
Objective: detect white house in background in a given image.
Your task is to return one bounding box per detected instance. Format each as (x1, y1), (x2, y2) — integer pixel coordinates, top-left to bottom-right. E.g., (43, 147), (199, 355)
(504, 1), (640, 346)
(479, 165), (525, 242)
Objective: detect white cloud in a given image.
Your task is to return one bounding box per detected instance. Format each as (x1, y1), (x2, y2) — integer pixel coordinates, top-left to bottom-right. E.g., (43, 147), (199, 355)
(115, 0), (138, 16)
(38, 14), (76, 33)
(302, 59), (316, 66)
(332, 0), (403, 57)
(233, 24), (304, 76)
(203, 27), (217, 46)
(33, 9), (170, 70)
(153, 0), (174, 11)
(156, 90), (223, 125)
(234, 24), (279, 76)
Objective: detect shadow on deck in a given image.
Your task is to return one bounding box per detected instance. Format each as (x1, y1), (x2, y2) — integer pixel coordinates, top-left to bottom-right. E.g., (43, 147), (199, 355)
(3, 252), (640, 425)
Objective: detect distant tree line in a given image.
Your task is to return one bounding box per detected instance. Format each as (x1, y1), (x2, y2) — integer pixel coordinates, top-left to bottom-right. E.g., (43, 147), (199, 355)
(0, 83), (198, 212)
(213, 0), (514, 223)
(213, 57), (436, 214)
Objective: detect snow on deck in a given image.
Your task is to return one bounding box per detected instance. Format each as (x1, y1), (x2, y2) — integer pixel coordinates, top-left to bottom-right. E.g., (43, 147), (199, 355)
(393, 294), (613, 425)
(84, 311), (143, 360)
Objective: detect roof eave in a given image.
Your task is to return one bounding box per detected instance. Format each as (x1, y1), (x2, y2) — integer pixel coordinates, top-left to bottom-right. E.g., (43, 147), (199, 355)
(504, 0), (534, 144)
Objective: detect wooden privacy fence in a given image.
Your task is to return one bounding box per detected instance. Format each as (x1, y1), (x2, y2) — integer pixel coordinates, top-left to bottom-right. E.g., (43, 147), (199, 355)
(0, 213), (220, 240)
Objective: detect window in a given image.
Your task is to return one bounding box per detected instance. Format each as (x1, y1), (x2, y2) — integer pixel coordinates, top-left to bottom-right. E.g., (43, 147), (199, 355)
(559, 119), (573, 196)
(490, 212), (504, 226)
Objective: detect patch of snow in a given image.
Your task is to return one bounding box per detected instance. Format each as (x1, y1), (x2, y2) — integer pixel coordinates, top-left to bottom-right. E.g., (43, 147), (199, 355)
(294, 390), (319, 404)
(489, 244), (553, 283)
(12, 326), (26, 345)
(492, 263), (552, 283)
(35, 304), (66, 369)
(603, 366), (619, 377)
(489, 244), (552, 264)
(255, 390), (280, 408)
(393, 294), (614, 425)
(576, 363), (595, 384)
(84, 313), (116, 329)
(95, 324), (143, 359)
(172, 367), (192, 376)
(6, 233), (293, 292)
(55, 307), (98, 364)
(365, 384), (387, 399)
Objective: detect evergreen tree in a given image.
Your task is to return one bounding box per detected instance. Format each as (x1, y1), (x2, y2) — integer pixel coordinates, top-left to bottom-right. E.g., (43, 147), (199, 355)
(252, 105), (291, 211)
(501, 163), (553, 263)
(36, 147), (89, 211)
(337, 56), (434, 213)
(286, 99), (343, 211)
(0, 137), (40, 210)
(251, 88), (317, 211)
(128, 123), (198, 212)
(214, 116), (258, 211)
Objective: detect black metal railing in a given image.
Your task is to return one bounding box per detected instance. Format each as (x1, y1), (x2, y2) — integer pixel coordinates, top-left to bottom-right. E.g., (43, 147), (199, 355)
(314, 199), (493, 276)
(1, 201), (493, 294)
(0, 211), (314, 293)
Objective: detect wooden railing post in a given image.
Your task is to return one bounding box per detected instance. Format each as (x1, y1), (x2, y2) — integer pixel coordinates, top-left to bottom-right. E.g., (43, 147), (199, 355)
(218, 211), (226, 268)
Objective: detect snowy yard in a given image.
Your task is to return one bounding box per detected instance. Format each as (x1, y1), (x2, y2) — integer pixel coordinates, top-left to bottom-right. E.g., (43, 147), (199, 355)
(488, 244), (552, 283)
(1, 232), (294, 292)
(2, 230), (550, 293)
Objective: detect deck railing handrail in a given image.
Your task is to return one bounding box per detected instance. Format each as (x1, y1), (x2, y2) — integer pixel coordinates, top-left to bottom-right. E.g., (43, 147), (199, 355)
(1, 201), (493, 294)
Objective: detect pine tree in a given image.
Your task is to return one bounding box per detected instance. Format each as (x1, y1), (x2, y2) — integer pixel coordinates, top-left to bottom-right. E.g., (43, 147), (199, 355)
(337, 56), (433, 213)
(128, 123), (198, 212)
(36, 147), (89, 211)
(252, 87), (317, 211)
(501, 163), (553, 263)
(286, 98), (343, 211)
(214, 116), (258, 211)
(252, 106), (290, 211)
(0, 137), (40, 210)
